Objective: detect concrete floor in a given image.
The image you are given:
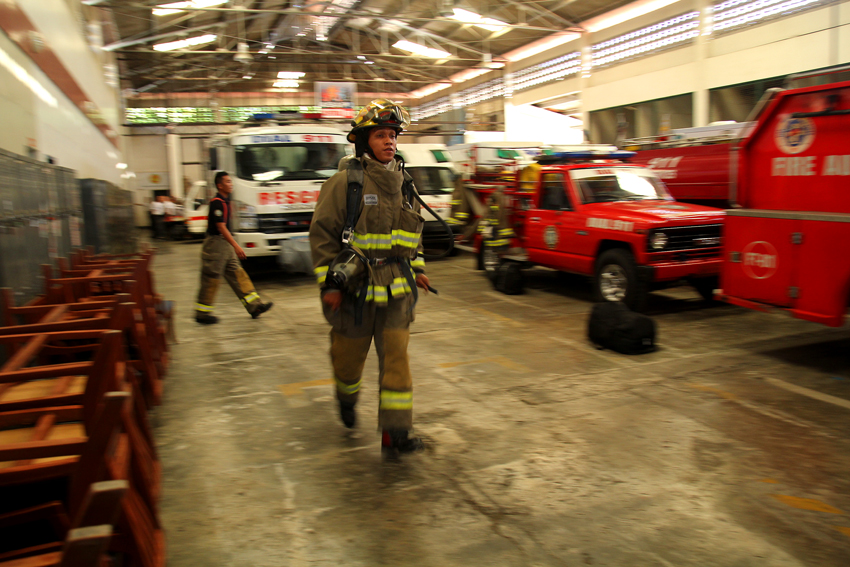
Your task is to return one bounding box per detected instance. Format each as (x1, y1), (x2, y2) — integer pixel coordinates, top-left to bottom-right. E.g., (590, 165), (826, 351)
(150, 239), (850, 567)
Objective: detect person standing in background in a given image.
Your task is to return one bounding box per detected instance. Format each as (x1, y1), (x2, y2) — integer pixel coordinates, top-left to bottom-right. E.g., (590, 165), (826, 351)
(163, 195), (177, 239)
(149, 195), (165, 239)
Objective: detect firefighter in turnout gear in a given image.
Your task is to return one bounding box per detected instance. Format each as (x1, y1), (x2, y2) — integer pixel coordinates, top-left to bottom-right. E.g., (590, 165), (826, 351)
(309, 99), (430, 454)
(195, 171), (273, 324)
(480, 188), (515, 252)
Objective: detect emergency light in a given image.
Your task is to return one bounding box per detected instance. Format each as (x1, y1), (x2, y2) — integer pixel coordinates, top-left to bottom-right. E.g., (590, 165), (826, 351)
(536, 150), (636, 164)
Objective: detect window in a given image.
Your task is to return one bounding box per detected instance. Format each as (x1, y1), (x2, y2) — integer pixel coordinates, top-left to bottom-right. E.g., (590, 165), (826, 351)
(430, 149), (450, 163)
(539, 173), (570, 210)
(571, 167), (671, 204)
(407, 167), (455, 196)
(235, 143), (348, 182)
(497, 149), (520, 160)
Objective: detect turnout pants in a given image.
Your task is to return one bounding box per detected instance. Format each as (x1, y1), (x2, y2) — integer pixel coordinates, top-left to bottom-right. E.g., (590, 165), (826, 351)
(195, 235), (261, 314)
(325, 294), (415, 430)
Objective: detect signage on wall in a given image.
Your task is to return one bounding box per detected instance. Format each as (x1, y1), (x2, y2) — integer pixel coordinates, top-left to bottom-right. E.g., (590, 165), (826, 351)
(315, 82), (357, 120)
(140, 172), (169, 188)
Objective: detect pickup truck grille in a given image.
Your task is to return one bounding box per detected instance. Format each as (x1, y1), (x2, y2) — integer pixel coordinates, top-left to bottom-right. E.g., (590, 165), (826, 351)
(257, 212), (313, 234)
(648, 224), (723, 253)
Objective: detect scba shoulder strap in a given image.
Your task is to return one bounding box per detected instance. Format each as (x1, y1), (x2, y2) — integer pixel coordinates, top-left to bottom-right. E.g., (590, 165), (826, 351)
(342, 158), (364, 244)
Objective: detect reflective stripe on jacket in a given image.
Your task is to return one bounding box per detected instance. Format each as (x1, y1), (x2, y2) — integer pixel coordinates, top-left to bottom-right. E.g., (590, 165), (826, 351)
(309, 155), (425, 303)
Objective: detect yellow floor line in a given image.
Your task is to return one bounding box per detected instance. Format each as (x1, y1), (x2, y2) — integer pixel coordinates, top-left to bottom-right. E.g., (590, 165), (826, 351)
(689, 383), (737, 400)
(769, 494), (844, 514)
(834, 526), (850, 538)
(279, 378), (333, 397)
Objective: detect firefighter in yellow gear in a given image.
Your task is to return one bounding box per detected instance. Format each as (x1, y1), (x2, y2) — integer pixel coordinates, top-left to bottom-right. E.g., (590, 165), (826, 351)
(480, 187), (516, 252)
(309, 99), (430, 454)
(195, 171), (273, 324)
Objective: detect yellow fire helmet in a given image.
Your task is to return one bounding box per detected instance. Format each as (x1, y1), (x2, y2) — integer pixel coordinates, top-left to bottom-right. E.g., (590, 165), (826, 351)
(347, 99), (411, 143)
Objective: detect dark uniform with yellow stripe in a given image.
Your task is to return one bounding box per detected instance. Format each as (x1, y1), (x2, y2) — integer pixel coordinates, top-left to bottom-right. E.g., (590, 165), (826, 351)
(310, 155), (425, 430)
(195, 193), (263, 316)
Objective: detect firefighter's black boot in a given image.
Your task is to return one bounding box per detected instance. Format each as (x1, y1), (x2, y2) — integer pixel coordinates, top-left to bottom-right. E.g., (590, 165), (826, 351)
(339, 401), (356, 428)
(381, 429), (424, 455)
(251, 302), (274, 319)
(195, 312), (219, 325)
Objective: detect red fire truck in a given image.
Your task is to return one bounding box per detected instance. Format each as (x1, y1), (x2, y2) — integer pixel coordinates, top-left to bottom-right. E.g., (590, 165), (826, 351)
(625, 77), (850, 326)
(716, 80), (850, 327)
(625, 121), (752, 208)
(452, 146), (726, 309)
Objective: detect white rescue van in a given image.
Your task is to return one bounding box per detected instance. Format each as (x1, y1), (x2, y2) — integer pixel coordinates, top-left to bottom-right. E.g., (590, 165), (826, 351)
(395, 144), (458, 247)
(207, 117), (352, 258)
(445, 141), (542, 180)
(183, 180), (213, 236)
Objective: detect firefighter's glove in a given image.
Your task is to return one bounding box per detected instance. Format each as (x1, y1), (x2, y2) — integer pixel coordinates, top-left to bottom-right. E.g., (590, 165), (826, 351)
(322, 289), (343, 311)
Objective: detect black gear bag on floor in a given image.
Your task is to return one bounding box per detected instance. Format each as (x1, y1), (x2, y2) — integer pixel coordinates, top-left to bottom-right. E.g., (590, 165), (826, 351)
(587, 301), (656, 354)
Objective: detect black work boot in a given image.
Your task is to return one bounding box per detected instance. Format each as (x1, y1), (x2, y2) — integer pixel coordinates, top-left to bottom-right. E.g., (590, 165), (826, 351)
(381, 429), (425, 455)
(338, 401), (356, 428)
(195, 312), (219, 325)
(251, 302), (274, 319)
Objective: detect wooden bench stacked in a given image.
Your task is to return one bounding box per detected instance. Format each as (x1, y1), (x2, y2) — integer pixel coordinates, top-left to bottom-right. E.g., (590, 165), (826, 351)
(0, 329), (164, 567)
(0, 248), (172, 567)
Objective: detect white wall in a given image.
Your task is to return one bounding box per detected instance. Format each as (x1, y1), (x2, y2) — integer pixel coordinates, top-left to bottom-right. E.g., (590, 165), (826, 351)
(513, 1), (850, 116)
(504, 103), (584, 144)
(0, 2), (123, 183)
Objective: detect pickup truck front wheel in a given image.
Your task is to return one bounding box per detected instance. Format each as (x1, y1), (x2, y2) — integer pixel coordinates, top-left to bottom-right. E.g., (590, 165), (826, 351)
(594, 249), (647, 311)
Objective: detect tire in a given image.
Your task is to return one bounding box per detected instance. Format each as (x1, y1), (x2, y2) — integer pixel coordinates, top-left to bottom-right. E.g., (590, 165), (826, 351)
(693, 276), (719, 302)
(594, 248), (647, 311)
(496, 262), (524, 295)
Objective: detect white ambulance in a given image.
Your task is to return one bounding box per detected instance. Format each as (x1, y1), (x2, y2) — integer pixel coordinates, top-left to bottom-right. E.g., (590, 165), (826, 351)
(395, 143), (458, 248)
(182, 180), (213, 237)
(207, 117), (352, 257)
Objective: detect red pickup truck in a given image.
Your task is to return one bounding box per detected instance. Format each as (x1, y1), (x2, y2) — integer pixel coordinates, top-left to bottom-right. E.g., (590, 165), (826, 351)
(457, 148), (726, 309)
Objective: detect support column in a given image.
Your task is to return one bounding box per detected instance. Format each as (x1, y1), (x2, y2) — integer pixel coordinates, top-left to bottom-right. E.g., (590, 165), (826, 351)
(693, 0), (712, 127)
(166, 133), (183, 199)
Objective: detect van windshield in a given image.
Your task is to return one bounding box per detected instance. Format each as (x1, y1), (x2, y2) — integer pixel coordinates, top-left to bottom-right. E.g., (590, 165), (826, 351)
(235, 143), (349, 182)
(571, 167), (672, 204)
(407, 167), (455, 195)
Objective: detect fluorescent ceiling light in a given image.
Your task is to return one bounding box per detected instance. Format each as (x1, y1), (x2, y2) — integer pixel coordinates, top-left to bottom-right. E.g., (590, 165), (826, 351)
(393, 40), (451, 59)
(450, 67), (489, 83)
(584, 0), (681, 33)
(273, 80), (300, 88)
(153, 34), (217, 51)
(153, 0), (228, 17)
(450, 8), (509, 33)
(504, 31), (580, 62)
(277, 71), (305, 79)
(357, 55), (366, 60)
(409, 82), (452, 99)
(242, 74), (252, 79)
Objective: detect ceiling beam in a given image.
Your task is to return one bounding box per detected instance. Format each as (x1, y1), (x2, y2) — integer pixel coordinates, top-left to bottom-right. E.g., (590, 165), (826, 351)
(98, 4), (567, 32)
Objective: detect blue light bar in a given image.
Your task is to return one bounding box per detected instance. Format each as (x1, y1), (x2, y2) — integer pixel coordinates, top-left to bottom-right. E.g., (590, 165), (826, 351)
(537, 150), (636, 163)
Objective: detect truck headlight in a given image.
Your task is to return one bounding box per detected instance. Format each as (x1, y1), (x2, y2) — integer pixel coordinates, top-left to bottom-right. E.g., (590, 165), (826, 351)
(650, 232), (668, 250)
(237, 203), (258, 231)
